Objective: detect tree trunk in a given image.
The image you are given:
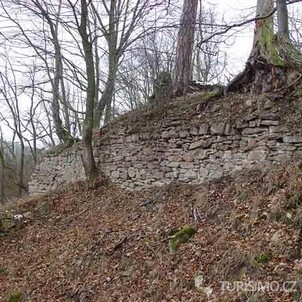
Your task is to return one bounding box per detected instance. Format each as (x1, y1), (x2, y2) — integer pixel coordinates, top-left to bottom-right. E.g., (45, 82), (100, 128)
(79, 0), (98, 188)
(277, 0), (289, 37)
(0, 131), (5, 204)
(18, 137), (25, 196)
(226, 0), (302, 94)
(93, 61), (117, 127)
(52, 40), (74, 144)
(172, 0), (198, 96)
(93, 0), (119, 128)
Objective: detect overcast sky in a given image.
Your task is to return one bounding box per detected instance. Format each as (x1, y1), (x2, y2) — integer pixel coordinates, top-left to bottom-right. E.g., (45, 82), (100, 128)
(203, 0), (257, 75)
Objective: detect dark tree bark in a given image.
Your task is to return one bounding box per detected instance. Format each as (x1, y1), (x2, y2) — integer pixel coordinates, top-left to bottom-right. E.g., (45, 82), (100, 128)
(172, 0), (198, 96)
(277, 0), (289, 37)
(0, 130), (5, 204)
(93, 58), (118, 127)
(226, 0), (302, 95)
(78, 0), (98, 188)
(93, 0), (118, 127)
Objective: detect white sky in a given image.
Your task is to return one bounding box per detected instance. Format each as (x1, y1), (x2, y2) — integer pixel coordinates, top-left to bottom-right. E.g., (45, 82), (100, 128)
(204, 0), (258, 75)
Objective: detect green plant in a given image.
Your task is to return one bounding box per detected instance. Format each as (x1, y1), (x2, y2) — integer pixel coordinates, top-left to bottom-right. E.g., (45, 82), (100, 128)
(7, 291), (23, 302)
(253, 251), (273, 265)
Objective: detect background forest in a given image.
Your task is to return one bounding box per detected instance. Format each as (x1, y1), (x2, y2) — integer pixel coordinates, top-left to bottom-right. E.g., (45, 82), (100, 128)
(0, 0), (301, 201)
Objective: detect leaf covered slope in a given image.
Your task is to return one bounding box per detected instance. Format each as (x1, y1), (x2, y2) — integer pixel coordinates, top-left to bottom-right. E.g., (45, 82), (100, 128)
(1, 164), (302, 301)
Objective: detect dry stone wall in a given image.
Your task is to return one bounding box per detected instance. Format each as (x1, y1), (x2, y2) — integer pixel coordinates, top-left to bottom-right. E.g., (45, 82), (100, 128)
(29, 147), (85, 194)
(28, 94), (302, 194)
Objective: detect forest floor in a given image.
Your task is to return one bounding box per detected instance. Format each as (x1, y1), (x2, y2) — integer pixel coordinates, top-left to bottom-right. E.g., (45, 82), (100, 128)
(0, 164), (302, 302)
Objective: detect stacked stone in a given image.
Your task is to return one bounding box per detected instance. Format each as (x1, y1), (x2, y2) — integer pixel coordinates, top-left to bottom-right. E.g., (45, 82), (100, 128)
(28, 101), (302, 194)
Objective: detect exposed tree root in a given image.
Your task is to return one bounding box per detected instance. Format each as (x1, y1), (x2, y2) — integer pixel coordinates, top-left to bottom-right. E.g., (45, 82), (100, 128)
(226, 34), (302, 95)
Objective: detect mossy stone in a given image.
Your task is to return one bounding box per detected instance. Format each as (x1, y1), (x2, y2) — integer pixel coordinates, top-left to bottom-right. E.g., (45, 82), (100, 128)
(0, 212), (15, 232)
(168, 225), (197, 253)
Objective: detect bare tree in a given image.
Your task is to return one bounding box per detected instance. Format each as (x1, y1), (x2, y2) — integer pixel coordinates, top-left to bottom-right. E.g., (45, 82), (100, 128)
(116, 25), (177, 109)
(91, 0), (171, 126)
(0, 57), (26, 196)
(0, 0), (77, 146)
(68, 0), (98, 188)
(31, 0), (74, 145)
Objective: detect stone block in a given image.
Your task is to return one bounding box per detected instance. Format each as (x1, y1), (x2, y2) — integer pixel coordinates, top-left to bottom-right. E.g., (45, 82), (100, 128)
(128, 167), (136, 178)
(233, 153), (248, 160)
(183, 153), (195, 162)
(210, 122), (226, 135)
(153, 171), (164, 179)
(249, 119), (261, 127)
(223, 150), (233, 159)
(185, 171), (197, 178)
(283, 136), (302, 143)
(189, 139), (212, 150)
(195, 149), (211, 160)
(199, 167), (209, 177)
(189, 127), (199, 136)
(111, 171), (120, 178)
(165, 171), (178, 179)
(162, 131), (169, 139)
(242, 128), (267, 135)
(261, 120), (279, 126)
(168, 129), (179, 138)
(270, 153), (292, 162)
(275, 144), (297, 151)
(166, 161), (180, 168)
(199, 124), (209, 135)
(209, 170), (223, 179)
(224, 123), (234, 135)
(179, 130), (190, 138)
(248, 149), (267, 161)
(179, 162), (194, 169)
(259, 112), (278, 120)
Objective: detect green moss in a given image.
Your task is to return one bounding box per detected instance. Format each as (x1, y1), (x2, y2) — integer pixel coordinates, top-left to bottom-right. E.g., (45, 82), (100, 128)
(203, 86), (223, 102)
(254, 251), (273, 265)
(168, 225), (197, 253)
(0, 212), (15, 232)
(7, 291), (23, 302)
(260, 17), (286, 67)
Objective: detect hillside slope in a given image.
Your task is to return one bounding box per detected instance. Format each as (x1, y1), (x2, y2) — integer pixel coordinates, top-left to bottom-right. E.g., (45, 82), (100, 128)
(1, 164), (302, 302)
